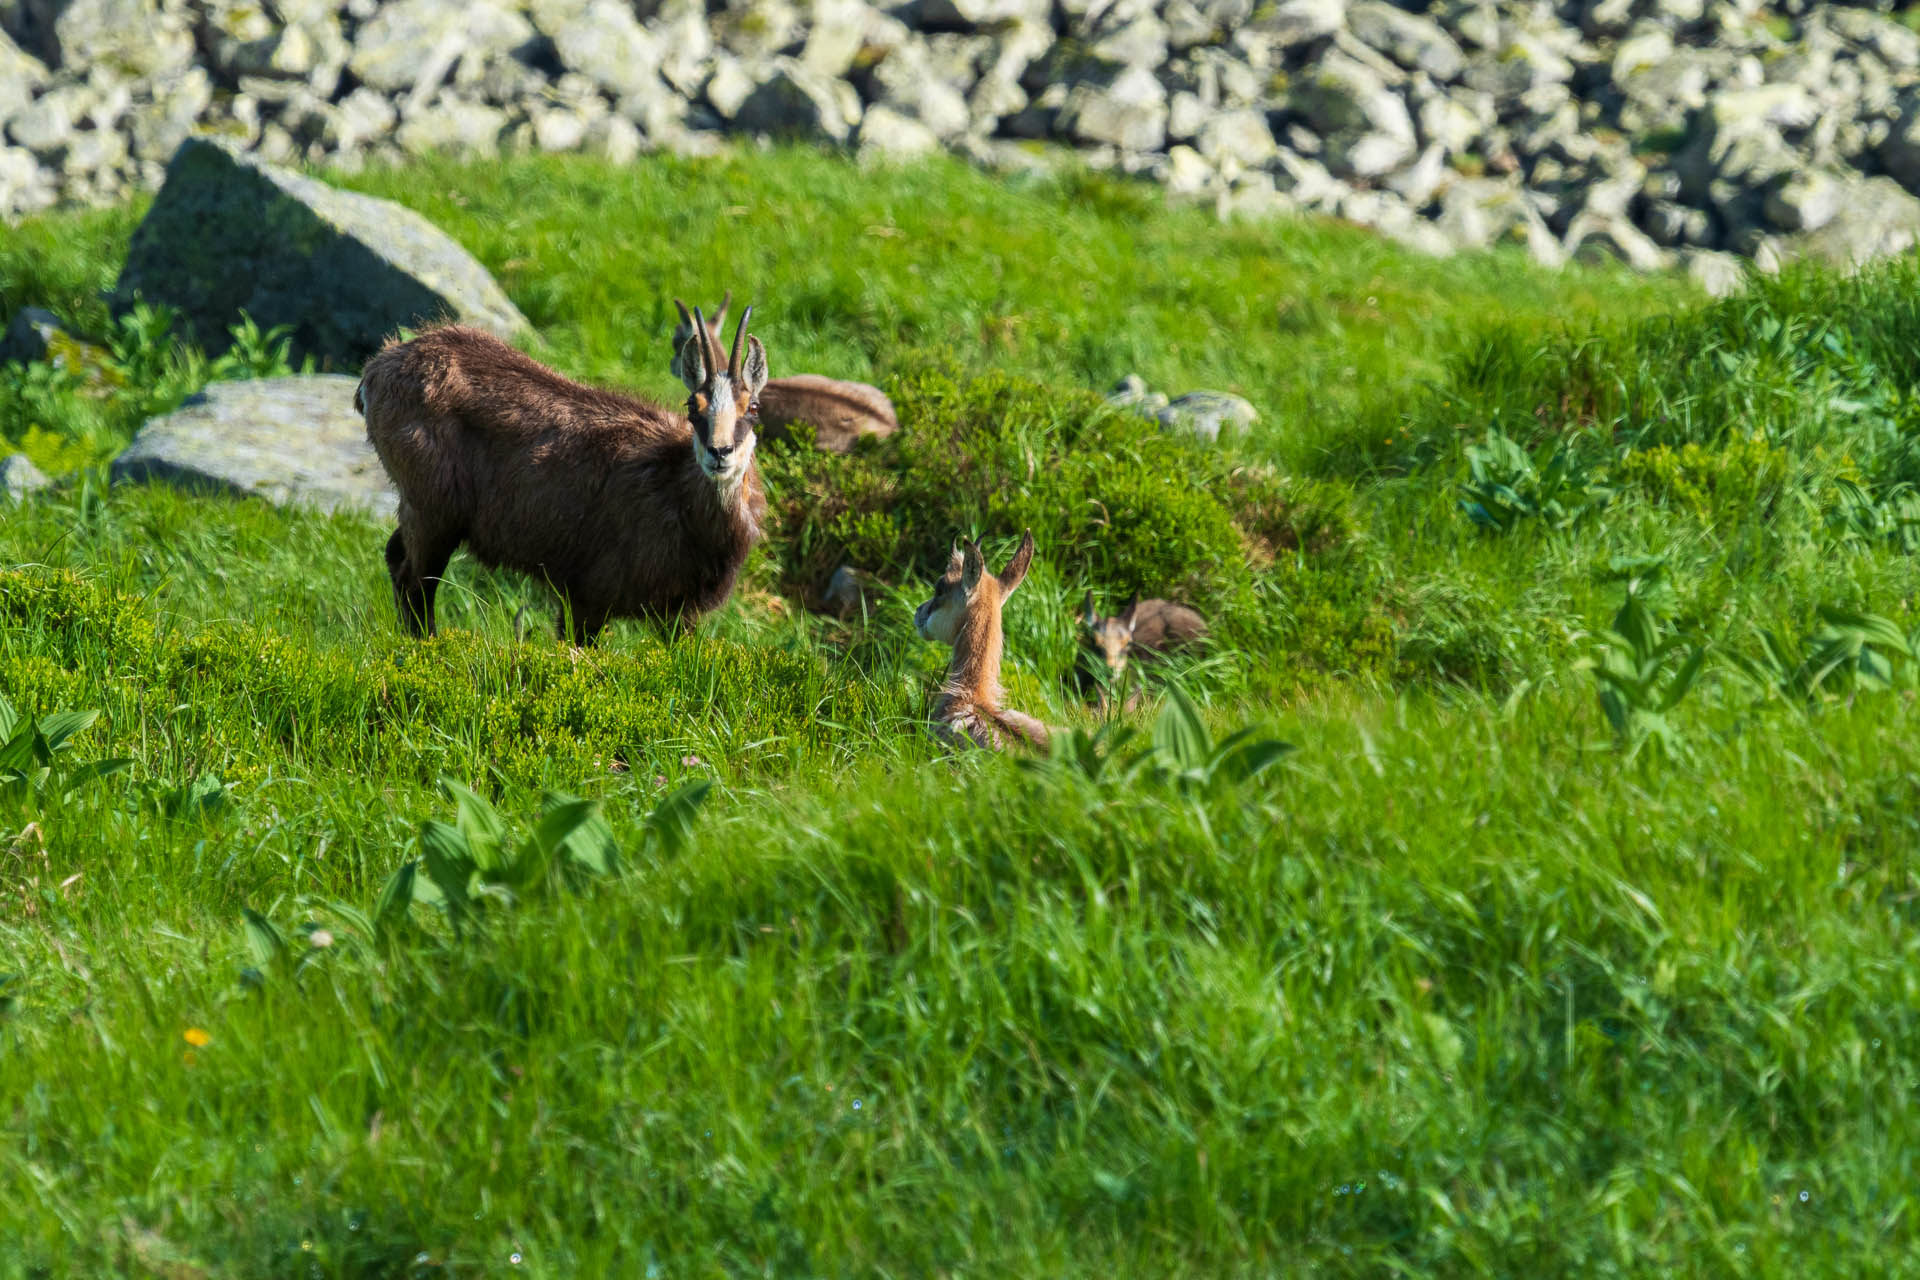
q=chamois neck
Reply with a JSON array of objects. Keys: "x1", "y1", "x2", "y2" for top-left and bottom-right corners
[{"x1": 944, "y1": 604, "x2": 1004, "y2": 708}]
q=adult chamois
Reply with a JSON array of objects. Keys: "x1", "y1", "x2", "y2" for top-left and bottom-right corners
[
  {"x1": 356, "y1": 304, "x2": 769, "y2": 644},
  {"x1": 671, "y1": 293, "x2": 896, "y2": 454},
  {"x1": 913, "y1": 531, "x2": 1053, "y2": 752}
]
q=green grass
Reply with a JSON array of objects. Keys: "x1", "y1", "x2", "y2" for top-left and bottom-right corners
[{"x1": 6, "y1": 146, "x2": 1920, "y2": 1273}]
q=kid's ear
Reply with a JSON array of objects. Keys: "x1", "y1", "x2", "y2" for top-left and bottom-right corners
[
  {"x1": 998, "y1": 529, "x2": 1034, "y2": 595},
  {"x1": 711, "y1": 290, "x2": 731, "y2": 332},
  {"x1": 961, "y1": 540, "x2": 986, "y2": 594},
  {"x1": 1081, "y1": 590, "x2": 1097, "y2": 626},
  {"x1": 1120, "y1": 594, "x2": 1140, "y2": 627}
]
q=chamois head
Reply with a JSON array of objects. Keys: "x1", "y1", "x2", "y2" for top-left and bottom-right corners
[
  {"x1": 914, "y1": 530, "x2": 1035, "y2": 646},
  {"x1": 672, "y1": 295, "x2": 767, "y2": 491},
  {"x1": 1081, "y1": 592, "x2": 1138, "y2": 675}
]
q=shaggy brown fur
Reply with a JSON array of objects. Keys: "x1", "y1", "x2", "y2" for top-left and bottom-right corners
[
  {"x1": 1073, "y1": 592, "x2": 1210, "y2": 711},
  {"x1": 356, "y1": 308, "x2": 769, "y2": 643},
  {"x1": 912, "y1": 531, "x2": 1052, "y2": 752},
  {"x1": 672, "y1": 294, "x2": 897, "y2": 454}
]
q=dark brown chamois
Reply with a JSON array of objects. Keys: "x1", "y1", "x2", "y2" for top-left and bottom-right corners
[
  {"x1": 356, "y1": 305, "x2": 770, "y2": 644},
  {"x1": 672, "y1": 293, "x2": 896, "y2": 454}
]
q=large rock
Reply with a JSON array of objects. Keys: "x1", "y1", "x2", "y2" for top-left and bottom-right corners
[
  {"x1": 111, "y1": 376, "x2": 397, "y2": 519},
  {"x1": 109, "y1": 137, "x2": 526, "y2": 368}
]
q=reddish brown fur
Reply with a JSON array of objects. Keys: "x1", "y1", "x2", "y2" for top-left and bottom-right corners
[
  {"x1": 913, "y1": 531, "x2": 1052, "y2": 752},
  {"x1": 672, "y1": 297, "x2": 897, "y2": 453},
  {"x1": 357, "y1": 322, "x2": 766, "y2": 643}
]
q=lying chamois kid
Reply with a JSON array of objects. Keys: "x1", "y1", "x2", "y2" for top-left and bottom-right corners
[
  {"x1": 913, "y1": 531, "x2": 1052, "y2": 752},
  {"x1": 672, "y1": 293, "x2": 896, "y2": 453},
  {"x1": 1075, "y1": 593, "x2": 1209, "y2": 710},
  {"x1": 357, "y1": 303, "x2": 769, "y2": 644}
]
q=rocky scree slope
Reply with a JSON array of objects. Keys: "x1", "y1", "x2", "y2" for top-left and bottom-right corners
[{"x1": 6, "y1": 0, "x2": 1920, "y2": 280}]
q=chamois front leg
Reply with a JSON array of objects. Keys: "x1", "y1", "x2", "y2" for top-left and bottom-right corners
[{"x1": 385, "y1": 522, "x2": 457, "y2": 638}]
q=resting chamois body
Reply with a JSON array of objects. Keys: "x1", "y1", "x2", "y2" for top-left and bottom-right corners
[
  {"x1": 358, "y1": 305, "x2": 770, "y2": 643},
  {"x1": 913, "y1": 531, "x2": 1051, "y2": 752},
  {"x1": 672, "y1": 294, "x2": 896, "y2": 453}
]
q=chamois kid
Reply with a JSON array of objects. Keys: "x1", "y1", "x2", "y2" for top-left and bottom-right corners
[
  {"x1": 672, "y1": 293, "x2": 896, "y2": 454},
  {"x1": 1075, "y1": 593, "x2": 1209, "y2": 710},
  {"x1": 357, "y1": 304, "x2": 769, "y2": 644},
  {"x1": 913, "y1": 531, "x2": 1052, "y2": 752}
]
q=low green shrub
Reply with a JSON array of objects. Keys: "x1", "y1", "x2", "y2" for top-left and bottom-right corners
[
  {"x1": 0, "y1": 568, "x2": 883, "y2": 784},
  {"x1": 760, "y1": 363, "x2": 1359, "y2": 645}
]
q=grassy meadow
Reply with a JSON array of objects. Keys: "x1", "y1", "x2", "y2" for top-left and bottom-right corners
[{"x1": 4, "y1": 148, "x2": 1920, "y2": 1275}]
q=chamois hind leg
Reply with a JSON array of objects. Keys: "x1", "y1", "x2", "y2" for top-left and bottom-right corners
[{"x1": 387, "y1": 510, "x2": 459, "y2": 638}]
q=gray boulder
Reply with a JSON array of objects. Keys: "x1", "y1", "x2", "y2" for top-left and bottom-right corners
[
  {"x1": 1158, "y1": 391, "x2": 1256, "y2": 442},
  {"x1": 349, "y1": 0, "x2": 533, "y2": 97},
  {"x1": 0, "y1": 453, "x2": 51, "y2": 502},
  {"x1": 1793, "y1": 175, "x2": 1920, "y2": 269},
  {"x1": 111, "y1": 375, "x2": 398, "y2": 519},
  {"x1": 1296, "y1": 52, "x2": 1416, "y2": 177},
  {"x1": 0, "y1": 305, "x2": 63, "y2": 364},
  {"x1": 1763, "y1": 171, "x2": 1841, "y2": 233},
  {"x1": 1060, "y1": 66, "x2": 1168, "y2": 154},
  {"x1": 0, "y1": 28, "x2": 46, "y2": 122},
  {"x1": 553, "y1": 0, "x2": 664, "y2": 100},
  {"x1": 1347, "y1": 1, "x2": 1464, "y2": 80},
  {"x1": 109, "y1": 137, "x2": 526, "y2": 368},
  {"x1": 1243, "y1": 0, "x2": 1344, "y2": 49},
  {"x1": 735, "y1": 60, "x2": 860, "y2": 142}
]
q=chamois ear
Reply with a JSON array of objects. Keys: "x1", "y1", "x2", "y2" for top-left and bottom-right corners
[
  {"x1": 711, "y1": 290, "x2": 731, "y2": 333},
  {"x1": 676, "y1": 332, "x2": 706, "y2": 392},
  {"x1": 960, "y1": 539, "x2": 986, "y2": 595},
  {"x1": 1119, "y1": 594, "x2": 1140, "y2": 627},
  {"x1": 742, "y1": 335, "x2": 769, "y2": 398},
  {"x1": 997, "y1": 529, "x2": 1034, "y2": 596},
  {"x1": 1081, "y1": 590, "x2": 1097, "y2": 627}
]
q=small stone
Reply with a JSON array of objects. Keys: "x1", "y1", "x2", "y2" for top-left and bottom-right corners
[
  {"x1": 6, "y1": 92, "x2": 73, "y2": 153},
  {"x1": 0, "y1": 454, "x2": 51, "y2": 502},
  {"x1": 1061, "y1": 65, "x2": 1168, "y2": 154},
  {"x1": 1158, "y1": 391, "x2": 1257, "y2": 442},
  {"x1": 857, "y1": 105, "x2": 940, "y2": 157},
  {"x1": 553, "y1": 0, "x2": 663, "y2": 100},
  {"x1": 1682, "y1": 249, "x2": 1748, "y2": 297},
  {"x1": 1764, "y1": 171, "x2": 1840, "y2": 233},
  {"x1": 735, "y1": 59, "x2": 859, "y2": 142},
  {"x1": 819, "y1": 565, "x2": 879, "y2": 619},
  {"x1": 0, "y1": 307, "x2": 66, "y2": 366},
  {"x1": 1196, "y1": 108, "x2": 1277, "y2": 168},
  {"x1": 1347, "y1": 1, "x2": 1464, "y2": 81},
  {"x1": 1245, "y1": 0, "x2": 1344, "y2": 48}
]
